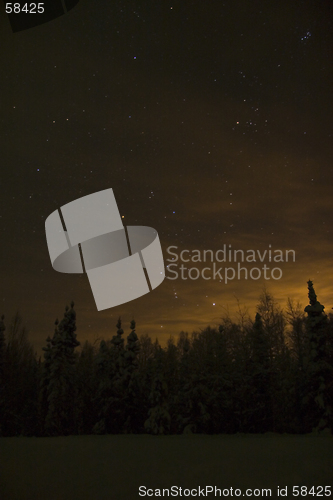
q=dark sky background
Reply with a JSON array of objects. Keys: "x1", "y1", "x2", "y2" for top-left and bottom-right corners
[{"x1": 0, "y1": 0, "x2": 332, "y2": 352}]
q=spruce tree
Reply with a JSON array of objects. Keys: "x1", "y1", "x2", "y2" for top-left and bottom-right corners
[
  {"x1": 44, "y1": 302, "x2": 80, "y2": 436},
  {"x1": 246, "y1": 313, "x2": 273, "y2": 432},
  {"x1": 2, "y1": 312, "x2": 38, "y2": 436},
  {"x1": 92, "y1": 339, "x2": 113, "y2": 434},
  {"x1": 174, "y1": 332, "x2": 197, "y2": 433},
  {"x1": 39, "y1": 331, "x2": 54, "y2": 434},
  {"x1": 123, "y1": 320, "x2": 144, "y2": 432},
  {"x1": 144, "y1": 347, "x2": 171, "y2": 435},
  {"x1": 304, "y1": 281, "x2": 332, "y2": 431},
  {"x1": 286, "y1": 298, "x2": 309, "y2": 432},
  {"x1": 111, "y1": 317, "x2": 125, "y2": 380},
  {"x1": 124, "y1": 320, "x2": 140, "y2": 374},
  {"x1": 101, "y1": 318, "x2": 126, "y2": 433},
  {"x1": 163, "y1": 337, "x2": 180, "y2": 433},
  {"x1": 76, "y1": 340, "x2": 96, "y2": 434}
]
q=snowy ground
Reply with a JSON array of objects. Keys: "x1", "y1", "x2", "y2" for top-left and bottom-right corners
[{"x1": 0, "y1": 434, "x2": 332, "y2": 499}]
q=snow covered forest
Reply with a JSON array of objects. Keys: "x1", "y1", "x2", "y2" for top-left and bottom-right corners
[{"x1": 0, "y1": 281, "x2": 332, "y2": 437}]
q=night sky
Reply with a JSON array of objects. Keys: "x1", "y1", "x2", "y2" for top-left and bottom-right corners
[{"x1": 0, "y1": 0, "x2": 332, "y2": 352}]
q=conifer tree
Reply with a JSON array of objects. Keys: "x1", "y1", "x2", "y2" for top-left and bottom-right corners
[
  {"x1": 246, "y1": 313, "x2": 273, "y2": 432},
  {"x1": 174, "y1": 332, "x2": 198, "y2": 433},
  {"x1": 39, "y1": 331, "x2": 55, "y2": 434},
  {"x1": 111, "y1": 317, "x2": 125, "y2": 378},
  {"x1": 144, "y1": 348, "x2": 171, "y2": 435},
  {"x1": 124, "y1": 320, "x2": 140, "y2": 374},
  {"x1": 285, "y1": 298, "x2": 309, "y2": 432},
  {"x1": 122, "y1": 320, "x2": 144, "y2": 432},
  {"x1": 92, "y1": 339, "x2": 113, "y2": 434},
  {"x1": 286, "y1": 298, "x2": 306, "y2": 368},
  {"x1": 76, "y1": 340, "x2": 96, "y2": 434},
  {"x1": 163, "y1": 336, "x2": 180, "y2": 433},
  {"x1": 137, "y1": 334, "x2": 155, "y2": 371},
  {"x1": 44, "y1": 302, "x2": 80, "y2": 436},
  {"x1": 100, "y1": 318, "x2": 126, "y2": 433},
  {"x1": 304, "y1": 281, "x2": 332, "y2": 431},
  {"x1": 2, "y1": 312, "x2": 39, "y2": 436}
]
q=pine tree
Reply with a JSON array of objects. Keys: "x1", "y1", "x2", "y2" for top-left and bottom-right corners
[
  {"x1": 285, "y1": 298, "x2": 309, "y2": 432},
  {"x1": 163, "y1": 336, "x2": 180, "y2": 433},
  {"x1": 144, "y1": 348, "x2": 171, "y2": 435},
  {"x1": 174, "y1": 332, "x2": 200, "y2": 433},
  {"x1": 1, "y1": 312, "x2": 39, "y2": 436},
  {"x1": 92, "y1": 339, "x2": 113, "y2": 434},
  {"x1": 286, "y1": 298, "x2": 306, "y2": 369},
  {"x1": 137, "y1": 334, "x2": 155, "y2": 371},
  {"x1": 106, "y1": 318, "x2": 126, "y2": 432},
  {"x1": 39, "y1": 331, "x2": 54, "y2": 434},
  {"x1": 303, "y1": 281, "x2": 332, "y2": 431},
  {"x1": 124, "y1": 320, "x2": 140, "y2": 375},
  {"x1": 111, "y1": 317, "x2": 125, "y2": 381},
  {"x1": 93, "y1": 318, "x2": 127, "y2": 434},
  {"x1": 44, "y1": 302, "x2": 80, "y2": 436},
  {"x1": 112, "y1": 317, "x2": 125, "y2": 350},
  {"x1": 122, "y1": 320, "x2": 144, "y2": 432},
  {"x1": 245, "y1": 313, "x2": 273, "y2": 432},
  {"x1": 76, "y1": 340, "x2": 96, "y2": 434}
]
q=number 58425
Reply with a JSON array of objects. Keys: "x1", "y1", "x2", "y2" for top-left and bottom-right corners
[{"x1": 5, "y1": 3, "x2": 45, "y2": 13}]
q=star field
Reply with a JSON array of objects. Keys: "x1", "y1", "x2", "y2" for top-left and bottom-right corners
[{"x1": 0, "y1": 1, "x2": 332, "y2": 350}]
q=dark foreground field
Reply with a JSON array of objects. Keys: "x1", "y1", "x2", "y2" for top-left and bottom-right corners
[{"x1": 0, "y1": 434, "x2": 332, "y2": 500}]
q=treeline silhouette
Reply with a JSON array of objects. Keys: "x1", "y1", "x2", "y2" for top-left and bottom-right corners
[{"x1": 0, "y1": 281, "x2": 332, "y2": 437}]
